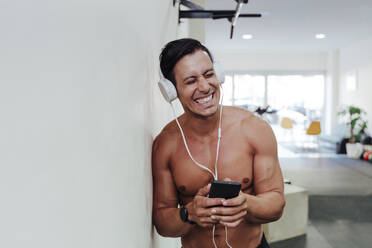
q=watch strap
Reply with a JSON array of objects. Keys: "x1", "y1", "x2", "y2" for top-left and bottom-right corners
[{"x1": 180, "y1": 206, "x2": 196, "y2": 225}]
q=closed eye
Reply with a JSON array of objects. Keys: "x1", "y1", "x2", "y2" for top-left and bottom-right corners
[
  {"x1": 205, "y1": 73, "x2": 214, "y2": 78},
  {"x1": 185, "y1": 79, "x2": 196, "y2": 85}
]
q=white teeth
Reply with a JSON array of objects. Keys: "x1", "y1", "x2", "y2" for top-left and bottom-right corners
[{"x1": 196, "y1": 94, "x2": 212, "y2": 104}]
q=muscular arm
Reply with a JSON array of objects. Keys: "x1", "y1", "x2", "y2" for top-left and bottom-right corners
[
  {"x1": 152, "y1": 134, "x2": 192, "y2": 237},
  {"x1": 244, "y1": 117, "x2": 285, "y2": 224}
]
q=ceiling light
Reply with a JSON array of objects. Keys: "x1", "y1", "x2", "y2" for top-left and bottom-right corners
[
  {"x1": 242, "y1": 34, "x2": 253, "y2": 40},
  {"x1": 315, "y1": 33, "x2": 326, "y2": 39}
]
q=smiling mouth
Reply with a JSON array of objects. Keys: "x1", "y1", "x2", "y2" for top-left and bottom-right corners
[{"x1": 195, "y1": 94, "x2": 213, "y2": 104}]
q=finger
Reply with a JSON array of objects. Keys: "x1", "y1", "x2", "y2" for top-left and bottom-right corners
[
  {"x1": 201, "y1": 197, "x2": 224, "y2": 208},
  {"x1": 213, "y1": 210, "x2": 247, "y2": 223},
  {"x1": 199, "y1": 216, "x2": 219, "y2": 224},
  {"x1": 197, "y1": 216, "x2": 219, "y2": 228},
  {"x1": 211, "y1": 205, "x2": 246, "y2": 216},
  {"x1": 193, "y1": 205, "x2": 213, "y2": 218},
  {"x1": 220, "y1": 218, "x2": 243, "y2": 228},
  {"x1": 222, "y1": 195, "x2": 246, "y2": 207},
  {"x1": 223, "y1": 178, "x2": 232, "y2": 181},
  {"x1": 193, "y1": 199, "x2": 224, "y2": 217},
  {"x1": 196, "y1": 183, "x2": 211, "y2": 197}
]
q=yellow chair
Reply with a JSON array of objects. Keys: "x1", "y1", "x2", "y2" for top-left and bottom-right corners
[
  {"x1": 280, "y1": 117, "x2": 294, "y2": 141},
  {"x1": 306, "y1": 121, "x2": 321, "y2": 135},
  {"x1": 280, "y1": 117, "x2": 293, "y2": 129},
  {"x1": 305, "y1": 121, "x2": 321, "y2": 149}
]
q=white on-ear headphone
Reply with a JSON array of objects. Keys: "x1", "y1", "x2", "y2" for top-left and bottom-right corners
[{"x1": 158, "y1": 62, "x2": 225, "y2": 103}]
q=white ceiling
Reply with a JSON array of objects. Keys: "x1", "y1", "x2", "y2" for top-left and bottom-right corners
[{"x1": 205, "y1": 0, "x2": 372, "y2": 52}]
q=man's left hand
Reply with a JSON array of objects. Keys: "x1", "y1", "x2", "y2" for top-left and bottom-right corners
[{"x1": 210, "y1": 192, "x2": 249, "y2": 227}]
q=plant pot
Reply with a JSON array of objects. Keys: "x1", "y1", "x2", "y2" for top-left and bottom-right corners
[{"x1": 346, "y1": 143, "x2": 364, "y2": 158}]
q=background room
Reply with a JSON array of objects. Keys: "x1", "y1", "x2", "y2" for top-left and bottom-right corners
[
  {"x1": 1, "y1": 0, "x2": 372, "y2": 248},
  {"x1": 201, "y1": 1, "x2": 372, "y2": 248}
]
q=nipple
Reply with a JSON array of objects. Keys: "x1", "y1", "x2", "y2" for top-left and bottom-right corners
[
  {"x1": 179, "y1": 185, "x2": 186, "y2": 192},
  {"x1": 243, "y1": 178, "x2": 250, "y2": 184}
]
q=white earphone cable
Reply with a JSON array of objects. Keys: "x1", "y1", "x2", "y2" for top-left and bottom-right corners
[
  {"x1": 170, "y1": 84, "x2": 224, "y2": 181},
  {"x1": 211, "y1": 86, "x2": 232, "y2": 248},
  {"x1": 170, "y1": 84, "x2": 232, "y2": 248},
  {"x1": 214, "y1": 84, "x2": 224, "y2": 182},
  {"x1": 225, "y1": 225, "x2": 232, "y2": 248},
  {"x1": 170, "y1": 104, "x2": 217, "y2": 180}
]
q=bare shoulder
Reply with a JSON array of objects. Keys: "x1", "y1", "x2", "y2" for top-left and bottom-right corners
[
  {"x1": 224, "y1": 106, "x2": 277, "y2": 153},
  {"x1": 223, "y1": 105, "x2": 261, "y2": 130},
  {"x1": 152, "y1": 119, "x2": 179, "y2": 167}
]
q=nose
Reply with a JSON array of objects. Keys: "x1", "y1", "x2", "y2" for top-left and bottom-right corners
[{"x1": 197, "y1": 76, "x2": 210, "y2": 93}]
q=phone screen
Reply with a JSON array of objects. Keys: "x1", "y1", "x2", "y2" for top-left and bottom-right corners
[{"x1": 209, "y1": 180, "x2": 241, "y2": 199}]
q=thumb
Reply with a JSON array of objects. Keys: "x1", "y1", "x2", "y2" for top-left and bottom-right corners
[
  {"x1": 196, "y1": 183, "x2": 211, "y2": 196},
  {"x1": 223, "y1": 178, "x2": 232, "y2": 182}
]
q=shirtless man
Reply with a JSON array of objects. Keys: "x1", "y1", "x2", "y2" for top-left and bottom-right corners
[{"x1": 152, "y1": 38, "x2": 285, "y2": 248}]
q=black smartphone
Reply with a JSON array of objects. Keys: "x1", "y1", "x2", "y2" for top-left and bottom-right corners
[{"x1": 208, "y1": 180, "x2": 241, "y2": 199}]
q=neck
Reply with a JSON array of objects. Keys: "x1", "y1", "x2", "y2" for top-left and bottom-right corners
[{"x1": 184, "y1": 105, "x2": 222, "y2": 137}]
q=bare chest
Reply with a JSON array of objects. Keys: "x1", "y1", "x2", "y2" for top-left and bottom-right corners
[{"x1": 170, "y1": 131, "x2": 255, "y2": 203}]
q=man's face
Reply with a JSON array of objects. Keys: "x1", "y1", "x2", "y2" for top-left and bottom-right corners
[{"x1": 173, "y1": 50, "x2": 220, "y2": 118}]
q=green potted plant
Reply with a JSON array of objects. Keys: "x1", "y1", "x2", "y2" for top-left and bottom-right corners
[{"x1": 338, "y1": 105, "x2": 368, "y2": 158}]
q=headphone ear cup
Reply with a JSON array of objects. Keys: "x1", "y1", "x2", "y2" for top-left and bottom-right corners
[
  {"x1": 213, "y1": 62, "x2": 225, "y2": 84},
  {"x1": 158, "y1": 78, "x2": 178, "y2": 103}
]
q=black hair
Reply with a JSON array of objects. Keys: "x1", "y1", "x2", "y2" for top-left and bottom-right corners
[{"x1": 159, "y1": 38, "x2": 214, "y2": 87}]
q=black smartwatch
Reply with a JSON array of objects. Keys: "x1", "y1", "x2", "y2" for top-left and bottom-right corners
[{"x1": 180, "y1": 206, "x2": 196, "y2": 225}]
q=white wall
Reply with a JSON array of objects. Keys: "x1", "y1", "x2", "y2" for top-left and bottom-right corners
[
  {"x1": 324, "y1": 50, "x2": 340, "y2": 135},
  {"x1": 339, "y1": 35, "x2": 372, "y2": 134},
  {"x1": 0, "y1": 1, "x2": 180, "y2": 247}
]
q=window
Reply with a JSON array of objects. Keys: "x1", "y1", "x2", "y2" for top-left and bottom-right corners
[{"x1": 222, "y1": 72, "x2": 325, "y2": 124}]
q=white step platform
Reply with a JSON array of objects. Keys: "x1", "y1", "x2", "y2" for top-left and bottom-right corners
[{"x1": 263, "y1": 184, "x2": 309, "y2": 243}]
